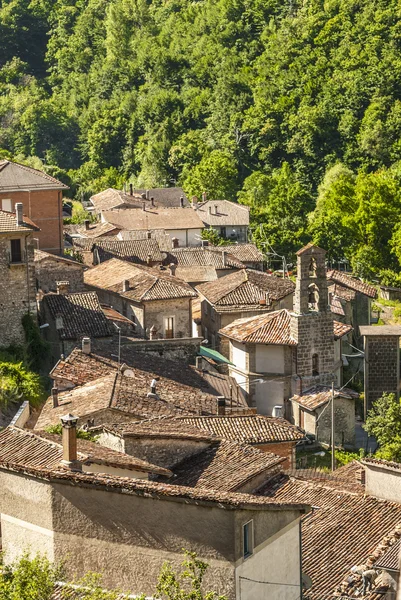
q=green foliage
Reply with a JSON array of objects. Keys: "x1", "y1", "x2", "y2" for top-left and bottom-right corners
[
  {"x1": 64, "y1": 201, "x2": 95, "y2": 225},
  {"x1": 21, "y1": 313, "x2": 50, "y2": 373},
  {"x1": 0, "y1": 361, "x2": 45, "y2": 409},
  {"x1": 63, "y1": 573, "x2": 123, "y2": 599},
  {"x1": 364, "y1": 392, "x2": 401, "y2": 460},
  {"x1": 200, "y1": 228, "x2": 229, "y2": 246},
  {"x1": 156, "y1": 551, "x2": 227, "y2": 600},
  {"x1": 0, "y1": 552, "x2": 61, "y2": 600},
  {"x1": 45, "y1": 423, "x2": 98, "y2": 442}
]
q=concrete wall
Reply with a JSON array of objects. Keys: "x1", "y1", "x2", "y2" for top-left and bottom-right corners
[
  {"x1": 35, "y1": 257, "x2": 85, "y2": 293},
  {"x1": 364, "y1": 463, "x2": 401, "y2": 503},
  {"x1": 0, "y1": 190, "x2": 63, "y2": 254},
  {"x1": 255, "y1": 345, "x2": 285, "y2": 374},
  {"x1": 0, "y1": 232, "x2": 37, "y2": 347}
]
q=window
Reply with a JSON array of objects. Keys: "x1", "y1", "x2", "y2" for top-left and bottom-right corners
[
  {"x1": 2, "y1": 199, "x2": 12, "y2": 212},
  {"x1": 308, "y1": 284, "x2": 319, "y2": 310},
  {"x1": 164, "y1": 316, "x2": 174, "y2": 339},
  {"x1": 10, "y1": 239, "x2": 22, "y2": 263},
  {"x1": 243, "y1": 521, "x2": 254, "y2": 558},
  {"x1": 312, "y1": 353, "x2": 319, "y2": 376},
  {"x1": 309, "y1": 257, "x2": 317, "y2": 278}
]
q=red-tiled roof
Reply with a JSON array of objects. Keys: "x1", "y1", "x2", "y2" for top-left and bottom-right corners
[
  {"x1": 329, "y1": 295, "x2": 345, "y2": 316},
  {"x1": 327, "y1": 269, "x2": 377, "y2": 298},
  {"x1": 93, "y1": 239, "x2": 163, "y2": 265},
  {"x1": 101, "y1": 419, "x2": 217, "y2": 442},
  {"x1": 103, "y1": 207, "x2": 204, "y2": 231},
  {"x1": 218, "y1": 244, "x2": 263, "y2": 263},
  {"x1": 333, "y1": 320, "x2": 352, "y2": 339},
  {"x1": 362, "y1": 457, "x2": 401, "y2": 472},
  {"x1": 328, "y1": 282, "x2": 356, "y2": 301},
  {"x1": 0, "y1": 209, "x2": 39, "y2": 232},
  {"x1": 165, "y1": 247, "x2": 244, "y2": 269},
  {"x1": 375, "y1": 537, "x2": 401, "y2": 571},
  {"x1": 291, "y1": 385, "x2": 359, "y2": 411},
  {"x1": 219, "y1": 309, "x2": 297, "y2": 345}
]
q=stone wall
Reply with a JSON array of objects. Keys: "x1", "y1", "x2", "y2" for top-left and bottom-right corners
[
  {"x1": 35, "y1": 257, "x2": 85, "y2": 293},
  {"x1": 257, "y1": 441, "x2": 296, "y2": 469},
  {"x1": 364, "y1": 335, "x2": 400, "y2": 412},
  {"x1": 316, "y1": 396, "x2": 355, "y2": 447},
  {"x1": 0, "y1": 233, "x2": 37, "y2": 347},
  {"x1": 144, "y1": 297, "x2": 192, "y2": 338},
  {"x1": 290, "y1": 312, "x2": 335, "y2": 382}
]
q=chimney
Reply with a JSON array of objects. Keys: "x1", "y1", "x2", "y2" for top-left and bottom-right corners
[
  {"x1": 15, "y1": 202, "x2": 24, "y2": 227},
  {"x1": 33, "y1": 238, "x2": 40, "y2": 249},
  {"x1": 52, "y1": 386, "x2": 59, "y2": 408},
  {"x1": 149, "y1": 325, "x2": 157, "y2": 340},
  {"x1": 195, "y1": 356, "x2": 203, "y2": 371},
  {"x1": 56, "y1": 281, "x2": 70, "y2": 295},
  {"x1": 202, "y1": 192, "x2": 207, "y2": 202},
  {"x1": 81, "y1": 336, "x2": 91, "y2": 354},
  {"x1": 172, "y1": 237, "x2": 179, "y2": 249},
  {"x1": 123, "y1": 279, "x2": 130, "y2": 292},
  {"x1": 84, "y1": 219, "x2": 90, "y2": 231},
  {"x1": 146, "y1": 190, "x2": 150, "y2": 200},
  {"x1": 222, "y1": 251, "x2": 227, "y2": 268},
  {"x1": 217, "y1": 397, "x2": 226, "y2": 416},
  {"x1": 169, "y1": 263, "x2": 177, "y2": 276},
  {"x1": 141, "y1": 193, "x2": 146, "y2": 200},
  {"x1": 150, "y1": 196, "x2": 155, "y2": 207},
  {"x1": 147, "y1": 254, "x2": 152, "y2": 266},
  {"x1": 180, "y1": 196, "x2": 184, "y2": 208},
  {"x1": 129, "y1": 183, "x2": 133, "y2": 196},
  {"x1": 214, "y1": 204, "x2": 218, "y2": 215},
  {"x1": 208, "y1": 206, "x2": 212, "y2": 215},
  {"x1": 142, "y1": 202, "x2": 146, "y2": 211},
  {"x1": 146, "y1": 230, "x2": 151, "y2": 239},
  {"x1": 60, "y1": 414, "x2": 81, "y2": 471},
  {"x1": 259, "y1": 298, "x2": 267, "y2": 306},
  {"x1": 192, "y1": 196, "x2": 198, "y2": 207}
]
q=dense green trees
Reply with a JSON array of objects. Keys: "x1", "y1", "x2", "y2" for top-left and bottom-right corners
[
  {"x1": 4, "y1": 0, "x2": 401, "y2": 272},
  {"x1": 364, "y1": 393, "x2": 401, "y2": 462}
]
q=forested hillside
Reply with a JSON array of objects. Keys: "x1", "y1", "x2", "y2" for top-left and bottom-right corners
[{"x1": 2, "y1": 0, "x2": 401, "y2": 275}]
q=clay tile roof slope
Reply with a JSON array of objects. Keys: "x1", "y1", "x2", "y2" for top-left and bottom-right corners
[
  {"x1": 0, "y1": 160, "x2": 68, "y2": 191},
  {"x1": 167, "y1": 440, "x2": 284, "y2": 491},
  {"x1": 330, "y1": 295, "x2": 345, "y2": 316},
  {"x1": 0, "y1": 209, "x2": 39, "y2": 232},
  {"x1": 43, "y1": 291, "x2": 111, "y2": 339},
  {"x1": 296, "y1": 242, "x2": 325, "y2": 256},
  {"x1": 103, "y1": 207, "x2": 204, "y2": 231},
  {"x1": 194, "y1": 200, "x2": 250, "y2": 227},
  {"x1": 375, "y1": 537, "x2": 401, "y2": 571},
  {"x1": 74, "y1": 222, "x2": 120, "y2": 238},
  {"x1": 84, "y1": 258, "x2": 196, "y2": 301},
  {"x1": 362, "y1": 457, "x2": 401, "y2": 472},
  {"x1": 90, "y1": 188, "x2": 143, "y2": 212},
  {"x1": 328, "y1": 282, "x2": 356, "y2": 301},
  {"x1": 327, "y1": 269, "x2": 377, "y2": 298},
  {"x1": 50, "y1": 347, "x2": 115, "y2": 386},
  {"x1": 92, "y1": 239, "x2": 163, "y2": 264},
  {"x1": 197, "y1": 269, "x2": 294, "y2": 309},
  {"x1": 177, "y1": 415, "x2": 305, "y2": 443},
  {"x1": 333, "y1": 320, "x2": 352, "y2": 338},
  {"x1": 259, "y1": 473, "x2": 401, "y2": 600},
  {"x1": 102, "y1": 418, "x2": 217, "y2": 442},
  {"x1": 165, "y1": 247, "x2": 244, "y2": 269},
  {"x1": 219, "y1": 309, "x2": 297, "y2": 345},
  {"x1": 117, "y1": 229, "x2": 172, "y2": 251},
  {"x1": 219, "y1": 243, "x2": 263, "y2": 263},
  {"x1": 291, "y1": 385, "x2": 359, "y2": 411},
  {"x1": 135, "y1": 187, "x2": 189, "y2": 207}
]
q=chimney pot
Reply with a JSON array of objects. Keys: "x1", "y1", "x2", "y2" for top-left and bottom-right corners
[
  {"x1": 214, "y1": 204, "x2": 218, "y2": 215},
  {"x1": 141, "y1": 193, "x2": 146, "y2": 200},
  {"x1": 56, "y1": 281, "x2": 70, "y2": 295},
  {"x1": 180, "y1": 196, "x2": 184, "y2": 208},
  {"x1": 217, "y1": 397, "x2": 226, "y2": 415},
  {"x1": 150, "y1": 196, "x2": 155, "y2": 207},
  {"x1": 52, "y1": 386, "x2": 59, "y2": 408},
  {"x1": 15, "y1": 203, "x2": 24, "y2": 226},
  {"x1": 208, "y1": 206, "x2": 212, "y2": 215},
  {"x1": 82, "y1": 336, "x2": 91, "y2": 354},
  {"x1": 191, "y1": 196, "x2": 198, "y2": 207},
  {"x1": 60, "y1": 413, "x2": 81, "y2": 471},
  {"x1": 195, "y1": 356, "x2": 203, "y2": 371},
  {"x1": 147, "y1": 254, "x2": 152, "y2": 266},
  {"x1": 146, "y1": 190, "x2": 150, "y2": 200},
  {"x1": 222, "y1": 251, "x2": 227, "y2": 268},
  {"x1": 129, "y1": 183, "x2": 133, "y2": 196},
  {"x1": 169, "y1": 263, "x2": 177, "y2": 276},
  {"x1": 172, "y1": 237, "x2": 179, "y2": 249},
  {"x1": 84, "y1": 219, "x2": 90, "y2": 231},
  {"x1": 123, "y1": 279, "x2": 130, "y2": 292},
  {"x1": 142, "y1": 202, "x2": 146, "y2": 211},
  {"x1": 202, "y1": 192, "x2": 207, "y2": 202},
  {"x1": 146, "y1": 230, "x2": 151, "y2": 239}
]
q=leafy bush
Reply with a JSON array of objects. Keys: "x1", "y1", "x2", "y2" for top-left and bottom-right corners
[
  {"x1": 21, "y1": 313, "x2": 49, "y2": 373},
  {"x1": 0, "y1": 361, "x2": 45, "y2": 409},
  {"x1": 44, "y1": 424, "x2": 97, "y2": 442}
]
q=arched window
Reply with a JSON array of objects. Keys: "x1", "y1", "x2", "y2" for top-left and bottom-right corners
[
  {"x1": 312, "y1": 353, "x2": 319, "y2": 376},
  {"x1": 308, "y1": 257, "x2": 317, "y2": 278},
  {"x1": 308, "y1": 284, "x2": 319, "y2": 310}
]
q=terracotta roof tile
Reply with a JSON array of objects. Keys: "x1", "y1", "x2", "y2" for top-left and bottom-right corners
[
  {"x1": 375, "y1": 537, "x2": 401, "y2": 571},
  {"x1": 84, "y1": 258, "x2": 196, "y2": 301},
  {"x1": 197, "y1": 269, "x2": 294, "y2": 309},
  {"x1": 101, "y1": 418, "x2": 217, "y2": 442},
  {"x1": 117, "y1": 229, "x2": 172, "y2": 251},
  {"x1": 93, "y1": 239, "x2": 163, "y2": 265},
  {"x1": 165, "y1": 247, "x2": 244, "y2": 269},
  {"x1": 103, "y1": 207, "x2": 204, "y2": 231},
  {"x1": 73, "y1": 222, "x2": 120, "y2": 238},
  {"x1": 0, "y1": 209, "x2": 39, "y2": 232},
  {"x1": 296, "y1": 242, "x2": 325, "y2": 256},
  {"x1": 362, "y1": 457, "x2": 401, "y2": 472},
  {"x1": 167, "y1": 440, "x2": 284, "y2": 492},
  {"x1": 259, "y1": 473, "x2": 401, "y2": 600},
  {"x1": 43, "y1": 291, "x2": 111, "y2": 340},
  {"x1": 291, "y1": 385, "x2": 359, "y2": 411},
  {"x1": 219, "y1": 309, "x2": 297, "y2": 345},
  {"x1": 90, "y1": 188, "x2": 144, "y2": 212},
  {"x1": 328, "y1": 282, "x2": 357, "y2": 301},
  {"x1": 134, "y1": 187, "x2": 189, "y2": 208},
  {"x1": 194, "y1": 200, "x2": 249, "y2": 227},
  {"x1": 177, "y1": 415, "x2": 304, "y2": 443},
  {"x1": 327, "y1": 270, "x2": 377, "y2": 298},
  {"x1": 333, "y1": 320, "x2": 353, "y2": 339},
  {"x1": 330, "y1": 296, "x2": 345, "y2": 316},
  {"x1": 34, "y1": 249, "x2": 84, "y2": 267},
  {"x1": 218, "y1": 243, "x2": 263, "y2": 263}
]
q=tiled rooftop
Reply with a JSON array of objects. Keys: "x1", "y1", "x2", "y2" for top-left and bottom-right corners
[
  {"x1": 84, "y1": 258, "x2": 197, "y2": 301},
  {"x1": 219, "y1": 243, "x2": 263, "y2": 263},
  {"x1": 34, "y1": 249, "x2": 84, "y2": 267},
  {"x1": 134, "y1": 187, "x2": 189, "y2": 208},
  {"x1": 329, "y1": 295, "x2": 345, "y2": 316},
  {"x1": 117, "y1": 229, "x2": 172, "y2": 251},
  {"x1": 362, "y1": 457, "x2": 401, "y2": 472},
  {"x1": 220, "y1": 310, "x2": 351, "y2": 345},
  {"x1": 101, "y1": 418, "x2": 217, "y2": 442},
  {"x1": 103, "y1": 206, "x2": 204, "y2": 231},
  {"x1": 0, "y1": 209, "x2": 39, "y2": 233},
  {"x1": 0, "y1": 426, "x2": 170, "y2": 476},
  {"x1": 291, "y1": 385, "x2": 359, "y2": 411},
  {"x1": 165, "y1": 247, "x2": 244, "y2": 270},
  {"x1": 43, "y1": 291, "x2": 111, "y2": 340},
  {"x1": 90, "y1": 188, "x2": 144, "y2": 212},
  {"x1": 194, "y1": 200, "x2": 250, "y2": 227},
  {"x1": 92, "y1": 239, "x2": 163, "y2": 265},
  {"x1": 0, "y1": 160, "x2": 68, "y2": 191},
  {"x1": 259, "y1": 473, "x2": 401, "y2": 600},
  {"x1": 177, "y1": 415, "x2": 304, "y2": 443},
  {"x1": 166, "y1": 440, "x2": 284, "y2": 492},
  {"x1": 197, "y1": 269, "x2": 295, "y2": 310},
  {"x1": 73, "y1": 222, "x2": 120, "y2": 238},
  {"x1": 375, "y1": 537, "x2": 401, "y2": 571},
  {"x1": 328, "y1": 282, "x2": 356, "y2": 301},
  {"x1": 327, "y1": 269, "x2": 377, "y2": 299}
]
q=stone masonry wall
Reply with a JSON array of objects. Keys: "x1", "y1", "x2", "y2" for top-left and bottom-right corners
[
  {"x1": 365, "y1": 335, "x2": 400, "y2": 411},
  {"x1": 35, "y1": 257, "x2": 85, "y2": 293},
  {"x1": 316, "y1": 396, "x2": 355, "y2": 447},
  {"x1": 0, "y1": 233, "x2": 37, "y2": 347},
  {"x1": 290, "y1": 312, "x2": 335, "y2": 380}
]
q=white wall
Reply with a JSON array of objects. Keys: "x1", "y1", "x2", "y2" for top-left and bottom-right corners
[
  {"x1": 235, "y1": 519, "x2": 301, "y2": 600},
  {"x1": 364, "y1": 464, "x2": 401, "y2": 503},
  {"x1": 166, "y1": 229, "x2": 202, "y2": 247},
  {"x1": 231, "y1": 341, "x2": 247, "y2": 372},
  {"x1": 255, "y1": 345, "x2": 285, "y2": 374},
  {"x1": 254, "y1": 381, "x2": 285, "y2": 416}
]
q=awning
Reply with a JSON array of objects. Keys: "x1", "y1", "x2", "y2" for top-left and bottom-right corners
[{"x1": 199, "y1": 346, "x2": 234, "y2": 365}]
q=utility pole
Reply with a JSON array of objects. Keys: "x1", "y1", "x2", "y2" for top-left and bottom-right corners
[{"x1": 331, "y1": 380, "x2": 336, "y2": 472}]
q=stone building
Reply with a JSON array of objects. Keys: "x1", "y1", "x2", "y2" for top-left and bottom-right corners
[
  {"x1": 34, "y1": 249, "x2": 85, "y2": 293},
  {"x1": 197, "y1": 269, "x2": 295, "y2": 355},
  {"x1": 360, "y1": 325, "x2": 401, "y2": 416},
  {"x1": 0, "y1": 160, "x2": 68, "y2": 254},
  {"x1": 194, "y1": 199, "x2": 250, "y2": 243},
  {"x1": 84, "y1": 258, "x2": 197, "y2": 338},
  {"x1": 0, "y1": 205, "x2": 39, "y2": 347}
]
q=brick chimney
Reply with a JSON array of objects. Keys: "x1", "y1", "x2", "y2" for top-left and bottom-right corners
[
  {"x1": 56, "y1": 281, "x2": 70, "y2": 295},
  {"x1": 169, "y1": 263, "x2": 177, "y2": 276},
  {"x1": 15, "y1": 202, "x2": 24, "y2": 227},
  {"x1": 147, "y1": 254, "x2": 152, "y2": 266},
  {"x1": 217, "y1": 397, "x2": 226, "y2": 415},
  {"x1": 52, "y1": 386, "x2": 59, "y2": 408},
  {"x1": 150, "y1": 196, "x2": 155, "y2": 207},
  {"x1": 180, "y1": 196, "x2": 184, "y2": 207},
  {"x1": 84, "y1": 219, "x2": 90, "y2": 231},
  {"x1": 123, "y1": 280, "x2": 130, "y2": 292},
  {"x1": 60, "y1": 414, "x2": 81, "y2": 471}
]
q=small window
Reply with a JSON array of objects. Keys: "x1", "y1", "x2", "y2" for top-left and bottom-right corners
[
  {"x1": 2, "y1": 199, "x2": 12, "y2": 212},
  {"x1": 312, "y1": 353, "x2": 319, "y2": 376},
  {"x1": 164, "y1": 316, "x2": 174, "y2": 339},
  {"x1": 243, "y1": 520, "x2": 254, "y2": 558},
  {"x1": 309, "y1": 257, "x2": 317, "y2": 278},
  {"x1": 10, "y1": 239, "x2": 22, "y2": 263}
]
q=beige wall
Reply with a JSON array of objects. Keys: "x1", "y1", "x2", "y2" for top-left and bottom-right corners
[
  {"x1": 364, "y1": 464, "x2": 401, "y2": 503},
  {"x1": 144, "y1": 298, "x2": 192, "y2": 338}
]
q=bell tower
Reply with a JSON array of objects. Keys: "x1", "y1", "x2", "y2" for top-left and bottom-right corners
[{"x1": 291, "y1": 243, "x2": 336, "y2": 387}]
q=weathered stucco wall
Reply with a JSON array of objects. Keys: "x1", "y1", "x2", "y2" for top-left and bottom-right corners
[{"x1": 364, "y1": 464, "x2": 401, "y2": 503}]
